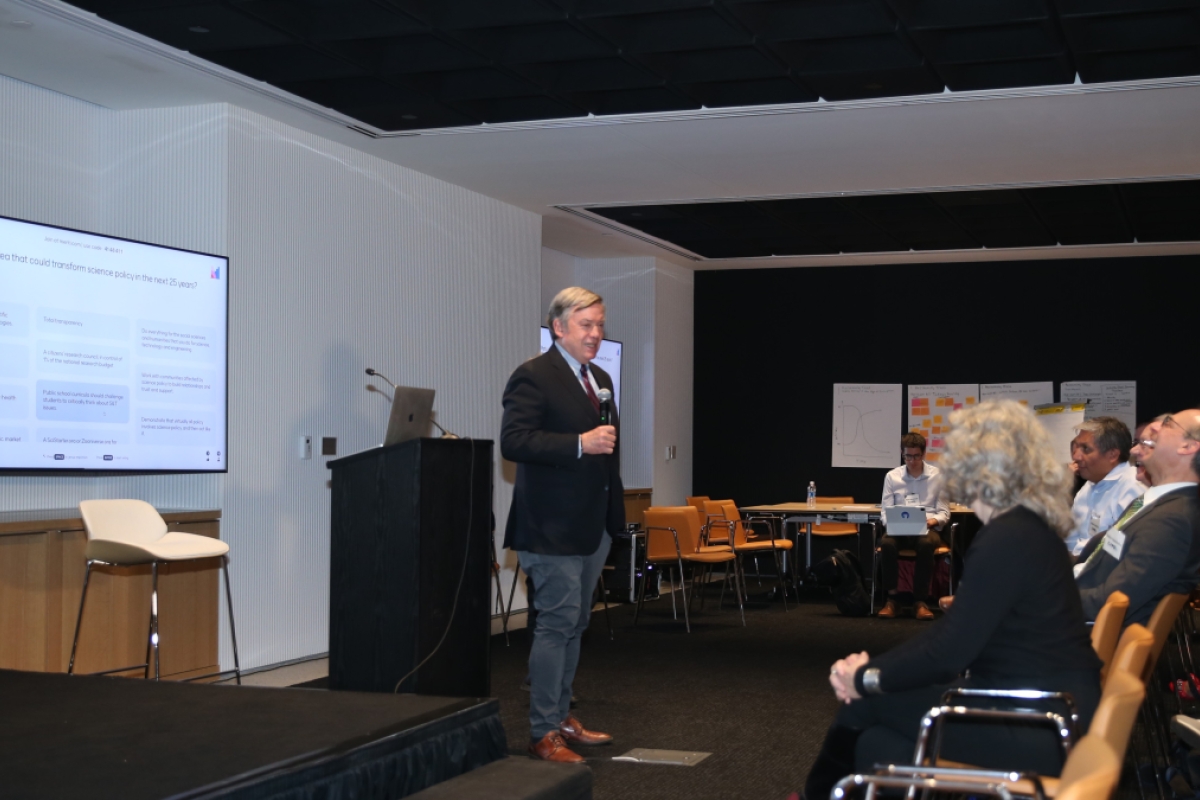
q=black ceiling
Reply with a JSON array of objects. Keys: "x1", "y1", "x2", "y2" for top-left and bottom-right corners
[
  {"x1": 582, "y1": 179, "x2": 1200, "y2": 259},
  {"x1": 68, "y1": 0, "x2": 1200, "y2": 132}
]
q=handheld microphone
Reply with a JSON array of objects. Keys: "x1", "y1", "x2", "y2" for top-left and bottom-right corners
[
  {"x1": 366, "y1": 367, "x2": 459, "y2": 439},
  {"x1": 597, "y1": 388, "x2": 613, "y2": 426}
]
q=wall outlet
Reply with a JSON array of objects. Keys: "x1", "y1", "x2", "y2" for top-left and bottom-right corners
[
  {"x1": 299, "y1": 435, "x2": 312, "y2": 460},
  {"x1": 665, "y1": 445, "x2": 677, "y2": 461}
]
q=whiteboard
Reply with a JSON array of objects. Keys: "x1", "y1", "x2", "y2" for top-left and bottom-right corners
[
  {"x1": 832, "y1": 384, "x2": 902, "y2": 469},
  {"x1": 1060, "y1": 381, "x2": 1137, "y2": 432}
]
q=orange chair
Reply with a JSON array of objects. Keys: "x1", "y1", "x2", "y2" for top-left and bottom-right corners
[
  {"x1": 1091, "y1": 591, "x2": 1130, "y2": 686},
  {"x1": 705, "y1": 500, "x2": 793, "y2": 609},
  {"x1": 638, "y1": 506, "x2": 743, "y2": 632}
]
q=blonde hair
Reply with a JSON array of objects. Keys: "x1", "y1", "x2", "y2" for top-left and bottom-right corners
[
  {"x1": 547, "y1": 287, "x2": 603, "y2": 340},
  {"x1": 941, "y1": 400, "x2": 1074, "y2": 538}
]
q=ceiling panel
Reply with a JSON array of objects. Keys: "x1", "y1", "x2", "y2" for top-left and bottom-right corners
[
  {"x1": 584, "y1": 179, "x2": 1200, "y2": 260},
  {"x1": 61, "y1": 0, "x2": 1200, "y2": 131}
]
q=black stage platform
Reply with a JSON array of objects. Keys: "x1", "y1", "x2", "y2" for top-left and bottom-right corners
[{"x1": 0, "y1": 669, "x2": 506, "y2": 799}]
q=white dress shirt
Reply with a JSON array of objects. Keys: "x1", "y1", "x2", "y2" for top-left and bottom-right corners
[
  {"x1": 554, "y1": 341, "x2": 602, "y2": 458},
  {"x1": 1066, "y1": 461, "x2": 1144, "y2": 556},
  {"x1": 880, "y1": 462, "x2": 950, "y2": 529}
]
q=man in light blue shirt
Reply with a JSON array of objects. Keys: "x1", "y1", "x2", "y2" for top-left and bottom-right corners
[{"x1": 1066, "y1": 417, "x2": 1142, "y2": 557}]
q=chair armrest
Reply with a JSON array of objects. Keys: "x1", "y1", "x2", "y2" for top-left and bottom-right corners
[
  {"x1": 833, "y1": 772, "x2": 1020, "y2": 800},
  {"x1": 940, "y1": 687, "x2": 1079, "y2": 733},
  {"x1": 914, "y1": 704, "x2": 1074, "y2": 770}
]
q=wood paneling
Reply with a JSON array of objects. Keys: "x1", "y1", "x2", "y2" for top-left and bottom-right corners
[
  {"x1": 623, "y1": 488, "x2": 653, "y2": 529},
  {"x1": 0, "y1": 510, "x2": 220, "y2": 679}
]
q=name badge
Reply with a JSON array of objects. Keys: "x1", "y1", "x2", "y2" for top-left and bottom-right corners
[
  {"x1": 1089, "y1": 511, "x2": 1102, "y2": 537},
  {"x1": 904, "y1": 493, "x2": 921, "y2": 507},
  {"x1": 1102, "y1": 528, "x2": 1126, "y2": 561}
]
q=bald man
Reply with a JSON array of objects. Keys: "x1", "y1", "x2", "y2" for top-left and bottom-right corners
[{"x1": 1076, "y1": 408, "x2": 1200, "y2": 627}]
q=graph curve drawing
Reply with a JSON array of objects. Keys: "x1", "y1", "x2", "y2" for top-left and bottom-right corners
[{"x1": 831, "y1": 384, "x2": 901, "y2": 469}]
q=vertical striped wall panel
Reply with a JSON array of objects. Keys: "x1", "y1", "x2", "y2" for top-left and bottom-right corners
[
  {"x1": 96, "y1": 105, "x2": 229, "y2": 512},
  {"x1": 653, "y1": 259, "x2": 694, "y2": 506},
  {"x1": 0, "y1": 74, "x2": 100, "y2": 512},
  {"x1": 574, "y1": 257, "x2": 656, "y2": 489},
  {"x1": 224, "y1": 107, "x2": 540, "y2": 668},
  {"x1": 0, "y1": 74, "x2": 98, "y2": 235}
]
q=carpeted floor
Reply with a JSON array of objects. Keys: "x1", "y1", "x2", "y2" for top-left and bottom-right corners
[{"x1": 490, "y1": 586, "x2": 928, "y2": 800}]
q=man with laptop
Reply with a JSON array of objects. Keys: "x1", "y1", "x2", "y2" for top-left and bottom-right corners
[{"x1": 878, "y1": 432, "x2": 950, "y2": 620}]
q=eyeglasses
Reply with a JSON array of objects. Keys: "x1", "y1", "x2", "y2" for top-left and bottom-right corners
[
  {"x1": 902, "y1": 452, "x2": 924, "y2": 460},
  {"x1": 1135, "y1": 439, "x2": 1156, "y2": 450},
  {"x1": 1163, "y1": 415, "x2": 1200, "y2": 442}
]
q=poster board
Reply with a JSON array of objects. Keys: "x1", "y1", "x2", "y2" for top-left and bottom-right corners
[
  {"x1": 907, "y1": 384, "x2": 979, "y2": 462},
  {"x1": 1035, "y1": 404, "x2": 1087, "y2": 465},
  {"x1": 832, "y1": 384, "x2": 901, "y2": 468},
  {"x1": 980, "y1": 381, "x2": 1054, "y2": 407},
  {"x1": 1060, "y1": 381, "x2": 1137, "y2": 432}
]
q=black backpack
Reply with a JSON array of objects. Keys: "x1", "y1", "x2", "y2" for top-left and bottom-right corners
[{"x1": 811, "y1": 549, "x2": 871, "y2": 617}]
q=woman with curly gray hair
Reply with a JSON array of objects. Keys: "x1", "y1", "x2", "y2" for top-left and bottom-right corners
[{"x1": 802, "y1": 400, "x2": 1101, "y2": 799}]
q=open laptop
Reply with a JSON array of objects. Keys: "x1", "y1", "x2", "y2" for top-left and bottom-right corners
[
  {"x1": 884, "y1": 506, "x2": 928, "y2": 536},
  {"x1": 384, "y1": 386, "x2": 436, "y2": 446}
]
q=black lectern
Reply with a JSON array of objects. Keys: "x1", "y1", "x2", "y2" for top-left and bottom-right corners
[{"x1": 327, "y1": 437, "x2": 492, "y2": 696}]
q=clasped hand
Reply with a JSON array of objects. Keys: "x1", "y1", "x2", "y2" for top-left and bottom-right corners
[
  {"x1": 581, "y1": 425, "x2": 617, "y2": 455},
  {"x1": 828, "y1": 651, "x2": 870, "y2": 704}
]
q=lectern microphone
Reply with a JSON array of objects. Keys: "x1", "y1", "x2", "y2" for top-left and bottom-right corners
[
  {"x1": 367, "y1": 368, "x2": 458, "y2": 439},
  {"x1": 597, "y1": 388, "x2": 612, "y2": 426},
  {"x1": 365, "y1": 367, "x2": 398, "y2": 389}
]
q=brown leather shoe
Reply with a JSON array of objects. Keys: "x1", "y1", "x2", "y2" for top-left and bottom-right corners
[
  {"x1": 558, "y1": 714, "x2": 613, "y2": 745},
  {"x1": 938, "y1": 596, "x2": 955, "y2": 612},
  {"x1": 915, "y1": 601, "x2": 935, "y2": 620},
  {"x1": 529, "y1": 731, "x2": 584, "y2": 763},
  {"x1": 877, "y1": 598, "x2": 898, "y2": 618}
]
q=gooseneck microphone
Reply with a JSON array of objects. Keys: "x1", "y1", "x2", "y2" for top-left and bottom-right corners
[
  {"x1": 365, "y1": 367, "x2": 458, "y2": 439},
  {"x1": 364, "y1": 367, "x2": 397, "y2": 389},
  {"x1": 597, "y1": 388, "x2": 612, "y2": 426}
]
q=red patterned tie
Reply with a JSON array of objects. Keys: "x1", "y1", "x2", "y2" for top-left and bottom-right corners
[{"x1": 580, "y1": 366, "x2": 600, "y2": 413}]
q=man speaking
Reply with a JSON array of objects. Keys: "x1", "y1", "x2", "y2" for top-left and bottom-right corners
[{"x1": 502, "y1": 287, "x2": 625, "y2": 763}]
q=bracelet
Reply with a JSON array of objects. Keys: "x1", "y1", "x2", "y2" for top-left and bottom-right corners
[{"x1": 861, "y1": 667, "x2": 882, "y2": 695}]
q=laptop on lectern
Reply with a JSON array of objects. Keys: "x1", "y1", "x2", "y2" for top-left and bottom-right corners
[
  {"x1": 384, "y1": 387, "x2": 436, "y2": 446},
  {"x1": 884, "y1": 506, "x2": 928, "y2": 536}
]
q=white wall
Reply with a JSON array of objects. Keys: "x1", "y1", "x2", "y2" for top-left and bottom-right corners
[
  {"x1": 0, "y1": 73, "x2": 541, "y2": 670},
  {"x1": 539, "y1": 250, "x2": 694, "y2": 507},
  {"x1": 652, "y1": 259, "x2": 694, "y2": 506}
]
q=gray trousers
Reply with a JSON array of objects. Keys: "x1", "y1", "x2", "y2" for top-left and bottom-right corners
[{"x1": 518, "y1": 534, "x2": 611, "y2": 740}]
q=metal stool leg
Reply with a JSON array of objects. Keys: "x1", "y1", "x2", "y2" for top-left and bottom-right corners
[
  {"x1": 221, "y1": 555, "x2": 242, "y2": 685},
  {"x1": 149, "y1": 562, "x2": 161, "y2": 681},
  {"x1": 67, "y1": 560, "x2": 95, "y2": 675}
]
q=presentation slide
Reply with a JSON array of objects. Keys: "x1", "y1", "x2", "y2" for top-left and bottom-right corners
[
  {"x1": 0, "y1": 216, "x2": 227, "y2": 472},
  {"x1": 539, "y1": 326, "x2": 622, "y2": 412}
]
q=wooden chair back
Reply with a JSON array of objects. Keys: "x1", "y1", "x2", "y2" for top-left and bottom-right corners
[
  {"x1": 1055, "y1": 736, "x2": 1122, "y2": 800},
  {"x1": 1108, "y1": 624, "x2": 1154, "y2": 688},
  {"x1": 1144, "y1": 592, "x2": 1189, "y2": 683},
  {"x1": 1087, "y1": 669, "x2": 1145, "y2": 763},
  {"x1": 1091, "y1": 591, "x2": 1130, "y2": 684}
]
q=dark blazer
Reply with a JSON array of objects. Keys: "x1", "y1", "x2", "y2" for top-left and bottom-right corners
[
  {"x1": 501, "y1": 345, "x2": 625, "y2": 555},
  {"x1": 1076, "y1": 487, "x2": 1200, "y2": 627}
]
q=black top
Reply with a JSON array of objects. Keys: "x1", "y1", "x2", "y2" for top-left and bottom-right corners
[{"x1": 856, "y1": 505, "x2": 1101, "y2": 694}]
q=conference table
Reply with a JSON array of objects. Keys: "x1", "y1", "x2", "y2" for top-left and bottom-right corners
[{"x1": 739, "y1": 501, "x2": 975, "y2": 588}]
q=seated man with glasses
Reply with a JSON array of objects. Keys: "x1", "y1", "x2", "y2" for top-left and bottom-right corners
[
  {"x1": 1076, "y1": 409, "x2": 1200, "y2": 627},
  {"x1": 877, "y1": 432, "x2": 950, "y2": 620}
]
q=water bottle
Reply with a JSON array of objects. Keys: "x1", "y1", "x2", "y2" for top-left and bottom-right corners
[{"x1": 807, "y1": 481, "x2": 816, "y2": 508}]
